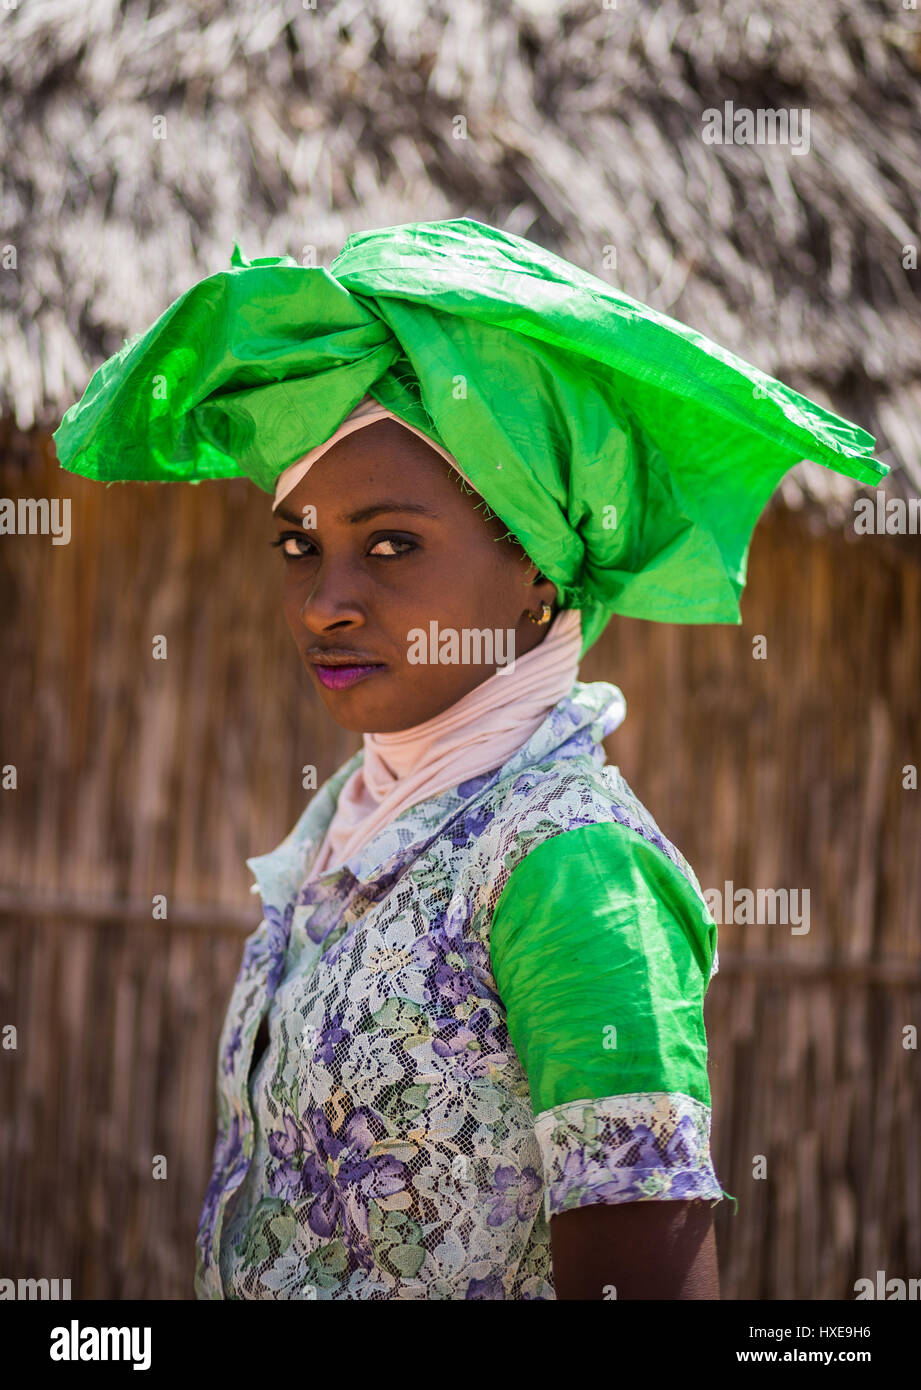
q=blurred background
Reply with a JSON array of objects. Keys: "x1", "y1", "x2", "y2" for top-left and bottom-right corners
[{"x1": 1, "y1": 0, "x2": 919, "y2": 1299}]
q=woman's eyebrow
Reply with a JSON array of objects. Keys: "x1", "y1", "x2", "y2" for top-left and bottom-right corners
[{"x1": 275, "y1": 501, "x2": 441, "y2": 525}]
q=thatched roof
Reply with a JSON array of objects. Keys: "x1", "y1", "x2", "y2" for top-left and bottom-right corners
[{"x1": 2, "y1": 0, "x2": 919, "y2": 527}]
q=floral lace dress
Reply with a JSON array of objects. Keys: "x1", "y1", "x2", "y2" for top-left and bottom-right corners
[{"x1": 194, "y1": 679, "x2": 731, "y2": 1300}]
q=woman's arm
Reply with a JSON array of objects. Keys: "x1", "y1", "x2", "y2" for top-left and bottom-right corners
[
  {"x1": 489, "y1": 822, "x2": 727, "y2": 1299},
  {"x1": 550, "y1": 1199, "x2": 720, "y2": 1300}
]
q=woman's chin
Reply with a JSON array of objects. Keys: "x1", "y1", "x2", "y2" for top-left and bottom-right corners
[
  {"x1": 307, "y1": 668, "x2": 400, "y2": 732},
  {"x1": 305, "y1": 662, "x2": 479, "y2": 733}
]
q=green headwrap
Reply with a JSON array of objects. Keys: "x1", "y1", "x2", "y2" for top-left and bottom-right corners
[{"x1": 52, "y1": 217, "x2": 886, "y2": 658}]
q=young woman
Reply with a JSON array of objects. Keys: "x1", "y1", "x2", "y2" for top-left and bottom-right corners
[{"x1": 54, "y1": 217, "x2": 885, "y2": 1299}]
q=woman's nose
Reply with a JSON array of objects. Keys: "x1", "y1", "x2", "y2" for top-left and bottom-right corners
[{"x1": 295, "y1": 557, "x2": 368, "y2": 633}]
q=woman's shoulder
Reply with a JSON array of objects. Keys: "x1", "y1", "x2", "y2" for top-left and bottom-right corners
[
  {"x1": 475, "y1": 754, "x2": 698, "y2": 890},
  {"x1": 451, "y1": 753, "x2": 714, "y2": 968},
  {"x1": 472, "y1": 761, "x2": 718, "y2": 986}
]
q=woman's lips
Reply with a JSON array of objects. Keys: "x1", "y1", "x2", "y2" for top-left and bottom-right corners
[{"x1": 313, "y1": 663, "x2": 387, "y2": 690}]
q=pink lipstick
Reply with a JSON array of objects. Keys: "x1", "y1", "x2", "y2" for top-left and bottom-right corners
[{"x1": 313, "y1": 663, "x2": 386, "y2": 690}]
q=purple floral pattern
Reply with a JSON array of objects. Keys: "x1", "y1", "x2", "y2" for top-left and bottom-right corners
[
  {"x1": 194, "y1": 679, "x2": 725, "y2": 1301},
  {"x1": 535, "y1": 1092, "x2": 725, "y2": 1218}
]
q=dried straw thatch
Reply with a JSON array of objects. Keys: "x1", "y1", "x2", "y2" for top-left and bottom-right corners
[{"x1": 1, "y1": 0, "x2": 919, "y2": 523}]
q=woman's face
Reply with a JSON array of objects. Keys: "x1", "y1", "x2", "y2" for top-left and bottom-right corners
[{"x1": 272, "y1": 419, "x2": 559, "y2": 733}]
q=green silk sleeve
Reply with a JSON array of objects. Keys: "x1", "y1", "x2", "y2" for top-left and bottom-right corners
[
  {"x1": 490, "y1": 820, "x2": 731, "y2": 1215},
  {"x1": 490, "y1": 820, "x2": 717, "y2": 1115}
]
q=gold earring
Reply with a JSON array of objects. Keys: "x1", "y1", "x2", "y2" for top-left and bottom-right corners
[{"x1": 528, "y1": 601, "x2": 552, "y2": 625}]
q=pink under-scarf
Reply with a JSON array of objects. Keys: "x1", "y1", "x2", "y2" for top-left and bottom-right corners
[
  {"x1": 309, "y1": 605, "x2": 584, "y2": 876},
  {"x1": 271, "y1": 395, "x2": 585, "y2": 879}
]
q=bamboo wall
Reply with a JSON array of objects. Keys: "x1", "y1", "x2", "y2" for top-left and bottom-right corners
[{"x1": 1, "y1": 435, "x2": 919, "y2": 1299}]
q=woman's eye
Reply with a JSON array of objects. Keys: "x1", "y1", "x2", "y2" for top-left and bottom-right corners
[
  {"x1": 270, "y1": 535, "x2": 313, "y2": 558},
  {"x1": 270, "y1": 533, "x2": 416, "y2": 559},
  {"x1": 369, "y1": 537, "x2": 415, "y2": 557}
]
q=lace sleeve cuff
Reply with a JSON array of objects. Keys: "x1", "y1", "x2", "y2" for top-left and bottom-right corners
[{"x1": 534, "y1": 1091, "x2": 727, "y2": 1220}]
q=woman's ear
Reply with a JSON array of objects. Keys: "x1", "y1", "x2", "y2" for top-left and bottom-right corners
[
  {"x1": 523, "y1": 555, "x2": 557, "y2": 606},
  {"x1": 530, "y1": 570, "x2": 559, "y2": 611}
]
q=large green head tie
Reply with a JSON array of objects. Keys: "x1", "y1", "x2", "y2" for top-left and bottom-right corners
[{"x1": 53, "y1": 217, "x2": 886, "y2": 658}]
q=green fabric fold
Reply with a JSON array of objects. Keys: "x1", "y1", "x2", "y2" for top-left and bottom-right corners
[{"x1": 53, "y1": 217, "x2": 887, "y2": 659}]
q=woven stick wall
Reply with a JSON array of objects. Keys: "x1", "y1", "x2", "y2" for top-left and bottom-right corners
[{"x1": 1, "y1": 440, "x2": 919, "y2": 1298}]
